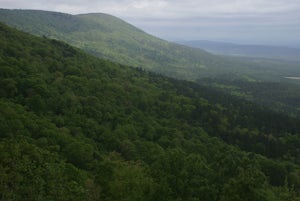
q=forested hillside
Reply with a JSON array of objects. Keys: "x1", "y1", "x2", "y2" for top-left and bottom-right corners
[
  {"x1": 1, "y1": 22, "x2": 300, "y2": 200},
  {"x1": 0, "y1": 8, "x2": 293, "y2": 82},
  {"x1": 2, "y1": 8, "x2": 300, "y2": 120},
  {"x1": 197, "y1": 77, "x2": 300, "y2": 117}
]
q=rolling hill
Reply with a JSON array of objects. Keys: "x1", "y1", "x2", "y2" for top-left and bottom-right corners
[
  {"x1": 1, "y1": 8, "x2": 294, "y2": 82},
  {"x1": 0, "y1": 9, "x2": 214, "y2": 80},
  {"x1": 1, "y1": 21, "x2": 300, "y2": 200}
]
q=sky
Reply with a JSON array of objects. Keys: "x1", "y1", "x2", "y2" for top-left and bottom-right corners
[{"x1": 1, "y1": 0, "x2": 300, "y2": 46}]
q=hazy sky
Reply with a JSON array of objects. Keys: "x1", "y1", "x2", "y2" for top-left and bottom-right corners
[{"x1": 1, "y1": 0, "x2": 300, "y2": 46}]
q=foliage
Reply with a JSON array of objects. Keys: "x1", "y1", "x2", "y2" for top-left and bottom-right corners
[
  {"x1": 0, "y1": 22, "x2": 300, "y2": 200},
  {"x1": 198, "y1": 78, "x2": 300, "y2": 117},
  {"x1": 2, "y1": 8, "x2": 299, "y2": 82},
  {"x1": 2, "y1": 8, "x2": 300, "y2": 120}
]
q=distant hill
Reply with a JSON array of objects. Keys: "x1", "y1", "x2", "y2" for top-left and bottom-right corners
[
  {"x1": 0, "y1": 9, "x2": 222, "y2": 80},
  {"x1": 178, "y1": 40, "x2": 300, "y2": 62},
  {"x1": 0, "y1": 8, "x2": 293, "y2": 81}
]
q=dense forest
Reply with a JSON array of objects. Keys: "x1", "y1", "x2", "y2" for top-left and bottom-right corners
[
  {"x1": 197, "y1": 78, "x2": 300, "y2": 117},
  {"x1": 2, "y1": 8, "x2": 300, "y2": 120},
  {"x1": 1, "y1": 22, "x2": 300, "y2": 200}
]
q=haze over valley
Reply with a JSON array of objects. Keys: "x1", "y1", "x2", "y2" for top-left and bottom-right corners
[{"x1": 177, "y1": 40, "x2": 300, "y2": 62}]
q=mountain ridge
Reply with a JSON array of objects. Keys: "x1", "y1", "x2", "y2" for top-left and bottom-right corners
[{"x1": 0, "y1": 8, "x2": 264, "y2": 81}]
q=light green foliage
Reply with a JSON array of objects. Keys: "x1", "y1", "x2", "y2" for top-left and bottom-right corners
[
  {"x1": 0, "y1": 139, "x2": 87, "y2": 201},
  {"x1": 0, "y1": 8, "x2": 290, "y2": 82}
]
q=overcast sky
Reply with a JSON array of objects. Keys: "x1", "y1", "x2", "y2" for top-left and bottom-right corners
[{"x1": 1, "y1": 0, "x2": 300, "y2": 46}]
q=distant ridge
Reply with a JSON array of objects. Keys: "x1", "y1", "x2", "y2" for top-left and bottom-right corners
[
  {"x1": 0, "y1": 9, "x2": 217, "y2": 80},
  {"x1": 178, "y1": 40, "x2": 300, "y2": 62},
  {"x1": 1, "y1": 8, "x2": 300, "y2": 82}
]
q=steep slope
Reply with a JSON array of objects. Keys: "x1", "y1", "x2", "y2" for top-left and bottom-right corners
[
  {"x1": 0, "y1": 9, "x2": 203, "y2": 79},
  {"x1": 1, "y1": 22, "x2": 300, "y2": 200},
  {"x1": 75, "y1": 13, "x2": 219, "y2": 77},
  {"x1": 0, "y1": 8, "x2": 278, "y2": 81}
]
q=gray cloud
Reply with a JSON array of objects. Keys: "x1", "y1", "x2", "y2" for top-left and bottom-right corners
[
  {"x1": 2, "y1": 0, "x2": 299, "y2": 16},
  {"x1": 1, "y1": 0, "x2": 300, "y2": 46}
]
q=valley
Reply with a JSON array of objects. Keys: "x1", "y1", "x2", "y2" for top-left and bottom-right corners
[{"x1": 178, "y1": 40, "x2": 300, "y2": 62}]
